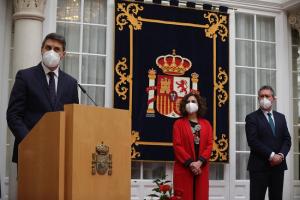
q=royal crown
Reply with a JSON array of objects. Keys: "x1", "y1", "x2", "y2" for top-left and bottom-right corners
[
  {"x1": 156, "y1": 50, "x2": 192, "y2": 76},
  {"x1": 96, "y1": 143, "x2": 109, "y2": 155}
]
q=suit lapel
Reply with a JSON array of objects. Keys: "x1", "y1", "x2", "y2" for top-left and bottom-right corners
[
  {"x1": 36, "y1": 64, "x2": 53, "y2": 109},
  {"x1": 257, "y1": 109, "x2": 274, "y2": 137},
  {"x1": 273, "y1": 111, "x2": 279, "y2": 136}
]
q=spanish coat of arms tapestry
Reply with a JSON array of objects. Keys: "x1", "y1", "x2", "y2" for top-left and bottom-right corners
[{"x1": 114, "y1": 0, "x2": 229, "y2": 162}]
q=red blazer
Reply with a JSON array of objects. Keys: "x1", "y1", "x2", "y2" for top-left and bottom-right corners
[{"x1": 173, "y1": 117, "x2": 213, "y2": 200}]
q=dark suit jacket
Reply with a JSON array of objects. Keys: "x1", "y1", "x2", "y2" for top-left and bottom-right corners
[
  {"x1": 6, "y1": 63, "x2": 79, "y2": 162},
  {"x1": 245, "y1": 109, "x2": 291, "y2": 172}
]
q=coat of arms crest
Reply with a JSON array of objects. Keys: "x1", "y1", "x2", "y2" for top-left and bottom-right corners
[
  {"x1": 91, "y1": 142, "x2": 112, "y2": 176},
  {"x1": 146, "y1": 50, "x2": 199, "y2": 118}
]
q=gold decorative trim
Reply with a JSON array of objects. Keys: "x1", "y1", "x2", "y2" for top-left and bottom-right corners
[
  {"x1": 147, "y1": 109, "x2": 155, "y2": 113},
  {"x1": 131, "y1": 130, "x2": 174, "y2": 158},
  {"x1": 191, "y1": 72, "x2": 199, "y2": 83},
  {"x1": 148, "y1": 68, "x2": 157, "y2": 80},
  {"x1": 131, "y1": 131, "x2": 141, "y2": 158},
  {"x1": 213, "y1": 35, "x2": 217, "y2": 139},
  {"x1": 204, "y1": 12, "x2": 228, "y2": 41},
  {"x1": 115, "y1": 57, "x2": 131, "y2": 100},
  {"x1": 116, "y1": 3, "x2": 144, "y2": 31},
  {"x1": 140, "y1": 17, "x2": 209, "y2": 29},
  {"x1": 210, "y1": 134, "x2": 229, "y2": 161},
  {"x1": 215, "y1": 67, "x2": 228, "y2": 107},
  {"x1": 129, "y1": 26, "x2": 134, "y2": 112},
  {"x1": 212, "y1": 36, "x2": 229, "y2": 162},
  {"x1": 136, "y1": 141, "x2": 173, "y2": 146}
]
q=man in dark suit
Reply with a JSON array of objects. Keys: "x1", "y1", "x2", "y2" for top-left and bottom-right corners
[
  {"x1": 245, "y1": 85, "x2": 291, "y2": 200},
  {"x1": 7, "y1": 33, "x2": 79, "y2": 163}
]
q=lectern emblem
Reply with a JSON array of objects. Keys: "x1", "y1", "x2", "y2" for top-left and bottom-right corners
[{"x1": 92, "y1": 142, "x2": 112, "y2": 176}]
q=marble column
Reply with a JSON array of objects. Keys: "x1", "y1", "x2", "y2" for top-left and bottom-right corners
[{"x1": 13, "y1": 0, "x2": 46, "y2": 76}]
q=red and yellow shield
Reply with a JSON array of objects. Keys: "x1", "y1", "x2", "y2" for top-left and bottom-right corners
[{"x1": 146, "y1": 50, "x2": 199, "y2": 118}]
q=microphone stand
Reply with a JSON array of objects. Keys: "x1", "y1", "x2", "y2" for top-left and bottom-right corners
[{"x1": 77, "y1": 83, "x2": 98, "y2": 107}]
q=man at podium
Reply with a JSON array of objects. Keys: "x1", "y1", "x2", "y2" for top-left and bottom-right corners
[{"x1": 6, "y1": 33, "x2": 79, "y2": 163}]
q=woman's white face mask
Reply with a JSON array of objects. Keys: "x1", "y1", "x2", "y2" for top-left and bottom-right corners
[{"x1": 185, "y1": 102, "x2": 198, "y2": 114}]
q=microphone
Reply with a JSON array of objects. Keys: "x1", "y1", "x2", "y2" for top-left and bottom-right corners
[{"x1": 77, "y1": 83, "x2": 98, "y2": 106}]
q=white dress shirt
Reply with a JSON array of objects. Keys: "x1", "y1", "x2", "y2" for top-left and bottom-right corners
[
  {"x1": 262, "y1": 109, "x2": 275, "y2": 127},
  {"x1": 42, "y1": 62, "x2": 59, "y2": 93}
]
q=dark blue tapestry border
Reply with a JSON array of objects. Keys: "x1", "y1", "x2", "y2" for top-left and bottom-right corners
[{"x1": 114, "y1": 0, "x2": 229, "y2": 162}]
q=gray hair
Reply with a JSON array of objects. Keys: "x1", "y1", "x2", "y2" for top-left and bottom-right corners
[{"x1": 258, "y1": 85, "x2": 275, "y2": 97}]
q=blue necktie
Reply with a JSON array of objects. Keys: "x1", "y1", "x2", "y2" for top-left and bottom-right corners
[
  {"x1": 267, "y1": 112, "x2": 275, "y2": 136},
  {"x1": 48, "y1": 72, "x2": 56, "y2": 108}
]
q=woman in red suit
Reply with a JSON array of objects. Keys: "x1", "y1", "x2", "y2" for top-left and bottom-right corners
[{"x1": 173, "y1": 92, "x2": 213, "y2": 200}]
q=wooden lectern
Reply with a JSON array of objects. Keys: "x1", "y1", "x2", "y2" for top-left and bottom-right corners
[{"x1": 18, "y1": 104, "x2": 131, "y2": 200}]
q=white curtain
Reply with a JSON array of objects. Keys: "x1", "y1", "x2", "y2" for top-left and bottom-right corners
[
  {"x1": 56, "y1": 0, "x2": 106, "y2": 106},
  {"x1": 235, "y1": 13, "x2": 276, "y2": 180},
  {"x1": 292, "y1": 29, "x2": 300, "y2": 180}
]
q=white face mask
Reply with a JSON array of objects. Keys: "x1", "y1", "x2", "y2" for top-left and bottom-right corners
[
  {"x1": 259, "y1": 97, "x2": 272, "y2": 110},
  {"x1": 42, "y1": 50, "x2": 60, "y2": 68},
  {"x1": 185, "y1": 102, "x2": 198, "y2": 114}
]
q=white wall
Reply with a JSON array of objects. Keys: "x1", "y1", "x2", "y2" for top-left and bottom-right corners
[{"x1": 0, "y1": 0, "x2": 12, "y2": 199}]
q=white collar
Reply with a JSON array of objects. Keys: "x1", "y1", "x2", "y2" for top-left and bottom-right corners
[
  {"x1": 41, "y1": 62, "x2": 59, "y2": 77},
  {"x1": 261, "y1": 109, "x2": 273, "y2": 116}
]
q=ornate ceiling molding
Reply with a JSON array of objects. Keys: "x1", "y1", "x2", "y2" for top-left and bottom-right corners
[{"x1": 13, "y1": 0, "x2": 46, "y2": 21}]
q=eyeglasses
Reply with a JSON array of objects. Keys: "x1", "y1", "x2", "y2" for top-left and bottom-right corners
[{"x1": 187, "y1": 100, "x2": 197, "y2": 103}]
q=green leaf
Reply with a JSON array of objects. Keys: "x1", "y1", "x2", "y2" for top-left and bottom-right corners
[
  {"x1": 148, "y1": 194, "x2": 159, "y2": 197},
  {"x1": 153, "y1": 179, "x2": 161, "y2": 183}
]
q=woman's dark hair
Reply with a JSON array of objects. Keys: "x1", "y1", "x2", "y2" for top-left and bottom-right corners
[
  {"x1": 41, "y1": 33, "x2": 66, "y2": 51},
  {"x1": 179, "y1": 91, "x2": 207, "y2": 117}
]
